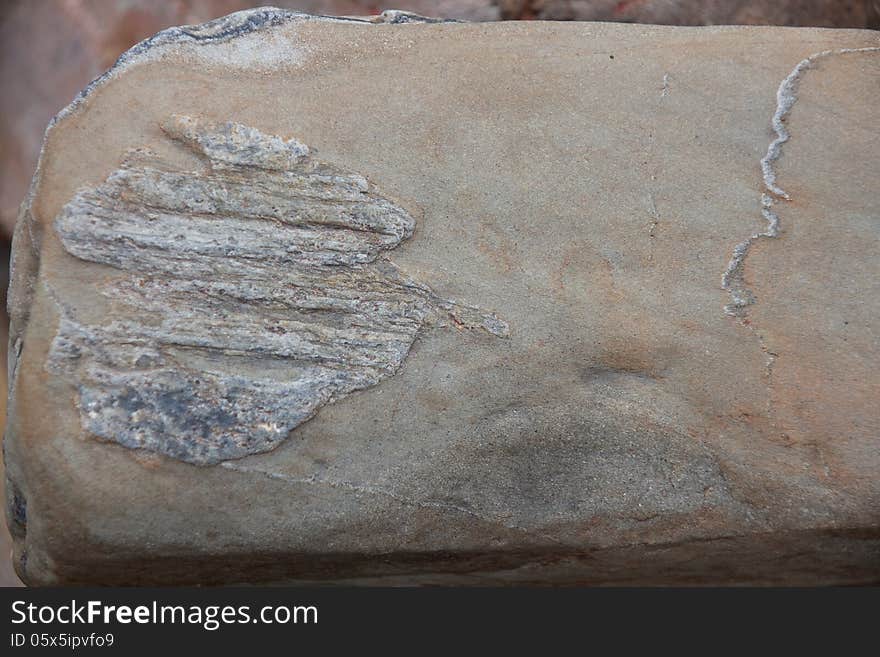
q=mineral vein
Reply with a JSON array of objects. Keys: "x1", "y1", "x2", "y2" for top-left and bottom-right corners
[
  {"x1": 48, "y1": 115, "x2": 507, "y2": 465},
  {"x1": 722, "y1": 47, "x2": 880, "y2": 316}
]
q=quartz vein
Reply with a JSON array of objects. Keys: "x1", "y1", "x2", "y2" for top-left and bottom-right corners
[{"x1": 722, "y1": 46, "x2": 880, "y2": 317}]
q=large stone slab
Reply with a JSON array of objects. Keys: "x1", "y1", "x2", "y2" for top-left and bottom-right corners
[{"x1": 5, "y1": 9, "x2": 880, "y2": 585}]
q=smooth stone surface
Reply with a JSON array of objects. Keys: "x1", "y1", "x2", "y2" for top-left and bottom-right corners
[{"x1": 6, "y1": 9, "x2": 880, "y2": 585}]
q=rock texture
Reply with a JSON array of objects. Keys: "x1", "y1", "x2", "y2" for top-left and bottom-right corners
[
  {"x1": 5, "y1": 9, "x2": 880, "y2": 585},
  {"x1": 49, "y1": 114, "x2": 505, "y2": 464}
]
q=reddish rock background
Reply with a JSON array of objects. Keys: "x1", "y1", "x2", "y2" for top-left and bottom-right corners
[
  {"x1": 496, "y1": 0, "x2": 880, "y2": 26},
  {"x1": 1, "y1": 0, "x2": 876, "y2": 587}
]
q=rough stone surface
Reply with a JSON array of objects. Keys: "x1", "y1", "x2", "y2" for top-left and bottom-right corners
[
  {"x1": 5, "y1": 9, "x2": 880, "y2": 585},
  {"x1": 49, "y1": 114, "x2": 505, "y2": 464}
]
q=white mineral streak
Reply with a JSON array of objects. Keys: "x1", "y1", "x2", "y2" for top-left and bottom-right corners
[
  {"x1": 185, "y1": 29, "x2": 308, "y2": 69},
  {"x1": 48, "y1": 115, "x2": 507, "y2": 465},
  {"x1": 722, "y1": 46, "x2": 880, "y2": 316}
]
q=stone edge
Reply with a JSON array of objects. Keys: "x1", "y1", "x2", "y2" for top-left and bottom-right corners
[{"x1": 6, "y1": 7, "x2": 453, "y2": 399}]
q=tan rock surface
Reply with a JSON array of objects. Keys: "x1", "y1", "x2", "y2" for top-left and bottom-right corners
[{"x1": 5, "y1": 10, "x2": 880, "y2": 584}]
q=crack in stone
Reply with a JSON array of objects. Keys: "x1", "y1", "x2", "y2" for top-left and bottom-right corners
[
  {"x1": 721, "y1": 46, "x2": 879, "y2": 381},
  {"x1": 722, "y1": 46, "x2": 880, "y2": 319},
  {"x1": 717, "y1": 44, "x2": 880, "y2": 416}
]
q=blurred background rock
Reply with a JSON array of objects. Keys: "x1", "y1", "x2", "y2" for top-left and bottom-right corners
[
  {"x1": 1, "y1": 0, "x2": 877, "y2": 587},
  {"x1": 497, "y1": 0, "x2": 880, "y2": 24}
]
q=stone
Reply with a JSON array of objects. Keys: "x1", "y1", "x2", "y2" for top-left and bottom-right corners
[{"x1": 5, "y1": 9, "x2": 880, "y2": 585}]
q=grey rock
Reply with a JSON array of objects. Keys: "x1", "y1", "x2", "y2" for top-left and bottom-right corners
[{"x1": 49, "y1": 114, "x2": 505, "y2": 464}]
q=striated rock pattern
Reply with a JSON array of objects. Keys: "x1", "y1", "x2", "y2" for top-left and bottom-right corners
[{"x1": 48, "y1": 115, "x2": 507, "y2": 464}]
